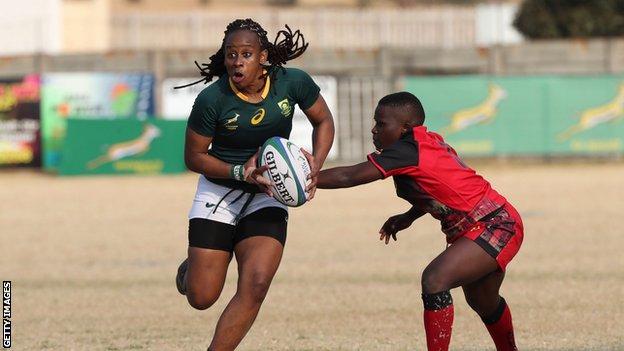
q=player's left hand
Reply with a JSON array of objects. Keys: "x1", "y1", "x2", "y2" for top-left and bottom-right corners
[
  {"x1": 243, "y1": 149, "x2": 272, "y2": 196},
  {"x1": 379, "y1": 213, "x2": 413, "y2": 245},
  {"x1": 301, "y1": 148, "x2": 319, "y2": 201}
]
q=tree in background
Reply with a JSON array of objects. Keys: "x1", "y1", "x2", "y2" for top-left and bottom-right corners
[{"x1": 514, "y1": 0, "x2": 624, "y2": 39}]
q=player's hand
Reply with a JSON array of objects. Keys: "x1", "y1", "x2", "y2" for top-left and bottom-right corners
[
  {"x1": 379, "y1": 214, "x2": 413, "y2": 245},
  {"x1": 301, "y1": 148, "x2": 319, "y2": 201},
  {"x1": 243, "y1": 149, "x2": 272, "y2": 196}
]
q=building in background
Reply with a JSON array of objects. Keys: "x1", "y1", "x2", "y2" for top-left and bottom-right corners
[{"x1": 1, "y1": 0, "x2": 523, "y2": 57}]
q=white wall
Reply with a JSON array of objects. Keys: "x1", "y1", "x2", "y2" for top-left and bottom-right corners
[
  {"x1": 475, "y1": 3, "x2": 523, "y2": 47},
  {"x1": 0, "y1": 0, "x2": 61, "y2": 56}
]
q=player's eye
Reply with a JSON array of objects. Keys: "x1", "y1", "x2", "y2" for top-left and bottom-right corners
[{"x1": 242, "y1": 52, "x2": 252, "y2": 58}]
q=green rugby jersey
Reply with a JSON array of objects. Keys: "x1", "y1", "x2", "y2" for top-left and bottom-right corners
[{"x1": 187, "y1": 67, "x2": 320, "y2": 190}]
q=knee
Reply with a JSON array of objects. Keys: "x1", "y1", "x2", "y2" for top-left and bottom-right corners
[
  {"x1": 464, "y1": 293, "x2": 482, "y2": 313},
  {"x1": 242, "y1": 272, "x2": 273, "y2": 305},
  {"x1": 186, "y1": 291, "x2": 220, "y2": 311},
  {"x1": 421, "y1": 266, "x2": 451, "y2": 294},
  {"x1": 465, "y1": 293, "x2": 501, "y2": 318}
]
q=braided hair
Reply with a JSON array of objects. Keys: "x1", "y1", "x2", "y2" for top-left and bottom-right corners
[{"x1": 175, "y1": 19, "x2": 308, "y2": 89}]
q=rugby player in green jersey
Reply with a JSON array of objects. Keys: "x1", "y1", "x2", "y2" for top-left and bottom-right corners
[{"x1": 175, "y1": 19, "x2": 335, "y2": 351}]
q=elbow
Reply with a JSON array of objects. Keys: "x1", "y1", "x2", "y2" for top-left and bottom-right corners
[
  {"x1": 314, "y1": 113, "x2": 335, "y2": 131},
  {"x1": 337, "y1": 172, "x2": 353, "y2": 188},
  {"x1": 316, "y1": 172, "x2": 353, "y2": 189},
  {"x1": 317, "y1": 168, "x2": 354, "y2": 189},
  {"x1": 184, "y1": 153, "x2": 199, "y2": 173}
]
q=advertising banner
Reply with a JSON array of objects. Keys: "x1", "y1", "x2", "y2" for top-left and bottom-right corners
[
  {"x1": 41, "y1": 73, "x2": 155, "y2": 170},
  {"x1": 402, "y1": 75, "x2": 624, "y2": 156},
  {"x1": 59, "y1": 119, "x2": 186, "y2": 175},
  {"x1": 0, "y1": 75, "x2": 41, "y2": 167},
  {"x1": 548, "y1": 77, "x2": 624, "y2": 155},
  {"x1": 161, "y1": 78, "x2": 212, "y2": 120}
]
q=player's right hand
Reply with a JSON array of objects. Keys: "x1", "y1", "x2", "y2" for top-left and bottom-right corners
[
  {"x1": 243, "y1": 149, "x2": 272, "y2": 196},
  {"x1": 379, "y1": 214, "x2": 414, "y2": 245}
]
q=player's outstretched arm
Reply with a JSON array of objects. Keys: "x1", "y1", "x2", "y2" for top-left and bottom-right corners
[{"x1": 317, "y1": 160, "x2": 383, "y2": 189}]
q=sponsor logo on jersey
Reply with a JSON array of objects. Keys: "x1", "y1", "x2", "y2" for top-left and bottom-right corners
[
  {"x1": 251, "y1": 108, "x2": 266, "y2": 125},
  {"x1": 224, "y1": 113, "x2": 239, "y2": 131},
  {"x1": 277, "y1": 99, "x2": 292, "y2": 117}
]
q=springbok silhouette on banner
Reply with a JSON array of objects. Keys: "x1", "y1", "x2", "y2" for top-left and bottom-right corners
[
  {"x1": 441, "y1": 84, "x2": 507, "y2": 136},
  {"x1": 87, "y1": 123, "x2": 161, "y2": 170},
  {"x1": 558, "y1": 83, "x2": 624, "y2": 141}
]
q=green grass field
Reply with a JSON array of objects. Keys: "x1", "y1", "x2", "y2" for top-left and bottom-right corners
[{"x1": 1, "y1": 163, "x2": 623, "y2": 350}]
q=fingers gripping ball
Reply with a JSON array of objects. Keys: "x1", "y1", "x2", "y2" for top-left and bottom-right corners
[{"x1": 259, "y1": 137, "x2": 311, "y2": 207}]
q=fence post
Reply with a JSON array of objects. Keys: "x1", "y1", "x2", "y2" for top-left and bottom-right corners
[{"x1": 150, "y1": 50, "x2": 165, "y2": 117}]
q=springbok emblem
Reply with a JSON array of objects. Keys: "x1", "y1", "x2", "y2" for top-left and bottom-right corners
[
  {"x1": 441, "y1": 84, "x2": 507, "y2": 136},
  {"x1": 87, "y1": 123, "x2": 161, "y2": 169},
  {"x1": 558, "y1": 83, "x2": 624, "y2": 141}
]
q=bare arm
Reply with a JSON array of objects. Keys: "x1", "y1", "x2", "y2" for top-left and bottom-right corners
[
  {"x1": 302, "y1": 94, "x2": 335, "y2": 198},
  {"x1": 403, "y1": 206, "x2": 427, "y2": 222},
  {"x1": 184, "y1": 127, "x2": 232, "y2": 177},
  {"x1": 184, "y1": 127, "x2": 270, "y2": 190},
  {"x1": 379, "y1": 206, "x2": 427, "y2": 244},
  {"x1": 317, "y1": 161, "x2": 383, "y2": 189}
]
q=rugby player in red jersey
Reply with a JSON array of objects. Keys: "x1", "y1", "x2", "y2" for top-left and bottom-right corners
[{"x1": 316, "y1": 92, "x2": 522, "y2": 351}]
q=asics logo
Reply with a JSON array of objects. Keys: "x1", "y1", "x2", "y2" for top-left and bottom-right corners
[{"x1": 250, "y1": 108, "x2": 266, "y2": 125}]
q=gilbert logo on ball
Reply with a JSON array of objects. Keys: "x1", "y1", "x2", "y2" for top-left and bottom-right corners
[{"x1": 259, "y1": 137, "x2": 311, "y2": 207}]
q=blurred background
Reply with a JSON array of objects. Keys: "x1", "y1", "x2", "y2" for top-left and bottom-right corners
[
  {"x1": 1, "y1": 1, "x2": 624, "y2": 350},
  {"x1": 1, "y1": 0, "x2": 623, "y2": 173}
]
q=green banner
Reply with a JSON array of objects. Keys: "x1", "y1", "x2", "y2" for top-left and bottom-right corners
[
  {"x1": 402, "y1": 75, "x2": 624, "y2": 156},
  {"x1": 59, "y1": 119, "x2": 186, "y2": 175},
  {"x1": 547, "y1": 77, "x2": 624, "y2": 154},
  {"x1": 41, "y1": 73, "x2": 155, "y2": 171}
]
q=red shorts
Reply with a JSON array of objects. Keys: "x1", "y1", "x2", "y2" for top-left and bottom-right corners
[{"x1": 457, "y1": 202, "x2": 524, "y2": 272}]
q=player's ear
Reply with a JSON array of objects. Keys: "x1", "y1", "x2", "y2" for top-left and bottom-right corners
[
  {"x1": 401, "y1": 122, "x2": 412, "y2": 134},
  {"x1": 260, "y1": 49, "x2": 268, "y2": 65}
]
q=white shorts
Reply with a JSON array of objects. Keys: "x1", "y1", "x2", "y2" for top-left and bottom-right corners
[{"x1": 188, "y1": 176, "x2": 288, "y2": 226}]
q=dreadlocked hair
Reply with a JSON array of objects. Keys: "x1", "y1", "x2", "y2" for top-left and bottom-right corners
[{"x1": 175, "y1": 18, "x2": 309, "y2": 89}]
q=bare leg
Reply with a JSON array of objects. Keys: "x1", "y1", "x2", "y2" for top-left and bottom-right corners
[
  {"x1": 185, "y1": 247, "x2": 232, "y2": 310},
  {"x1": 420, "y1": 237, "x2": 499, "y2": 351},
  {"x1": 462, "y1": 271, "x2": 505, "y2": 317},
  {"x1": 421, "y1": 237, "x2": 499, "y2": 294},
  {"x1": 208, "y1": 236, "x2": 283, "y2": 351},
  {"x1": 463, "y1": 272, "x2": 518, "y2": 351}
]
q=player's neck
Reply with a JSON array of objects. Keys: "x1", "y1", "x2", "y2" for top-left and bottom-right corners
[
  {"x1": 230, "y1": 72, "x2": 270, "y2": 103},
  {"x1": 240, "y1": 76, "x2": 266, "y2": 96}
]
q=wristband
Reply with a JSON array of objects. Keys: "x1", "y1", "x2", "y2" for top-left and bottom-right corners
[{"x1": 230, "y1": 164, "x2": 244, "y2": 181}]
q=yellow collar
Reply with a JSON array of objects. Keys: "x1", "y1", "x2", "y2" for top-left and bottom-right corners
[{"x1": 229, "y1": 73, "x2": 271, "y2": 102}]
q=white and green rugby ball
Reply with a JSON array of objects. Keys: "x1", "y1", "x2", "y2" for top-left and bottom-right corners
[{"x1": 259, "y1": 137, "x2": 311, "y2": 207}]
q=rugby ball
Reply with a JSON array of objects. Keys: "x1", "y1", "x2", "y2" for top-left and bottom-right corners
[{"x1": 259, "y1": 137, "x2": 311, "y2": 207}]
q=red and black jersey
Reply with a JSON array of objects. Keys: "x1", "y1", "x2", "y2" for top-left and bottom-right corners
[{"x1": 367, "y1": 126, "x2": 507, "y2": 240}]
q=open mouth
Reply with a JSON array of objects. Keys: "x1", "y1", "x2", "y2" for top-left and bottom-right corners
[{"x1": 231, "y1": 72, "x2": 245, "y2": 83}]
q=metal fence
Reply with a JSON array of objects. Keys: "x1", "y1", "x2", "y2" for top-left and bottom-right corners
[{"x1": 337, "y1": 76, "x2": 391, "y2": 160}]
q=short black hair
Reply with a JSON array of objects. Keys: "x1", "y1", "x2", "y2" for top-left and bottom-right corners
[{"x1": 377, "y1": 92, "x2": 425, "y2": 126}]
